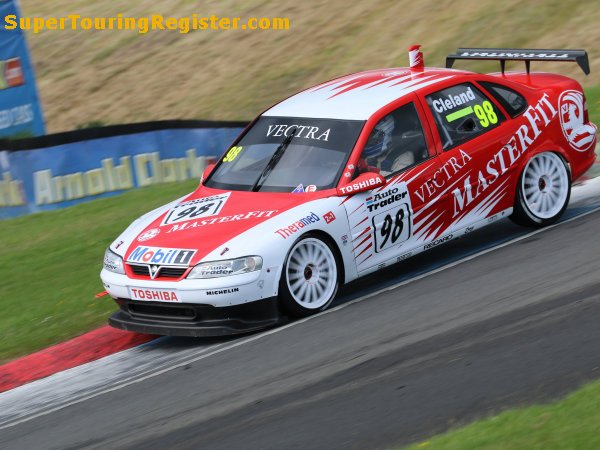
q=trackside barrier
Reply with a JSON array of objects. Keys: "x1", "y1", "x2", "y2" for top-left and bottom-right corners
[{"x1": 0, "y1": 120, "x2": 246, "y2": 219}]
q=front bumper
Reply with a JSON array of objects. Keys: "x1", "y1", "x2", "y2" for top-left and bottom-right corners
[
  {"x1": 100, "y1": 266, "x2": 279, "y2": 307},
  {"x1": 109, "y1": 297, "x2": 281, "y2": 337}
]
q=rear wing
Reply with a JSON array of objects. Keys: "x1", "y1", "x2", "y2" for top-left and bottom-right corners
[{"x1": 445, "y1": 48, "x2": 590, "y2": 75}]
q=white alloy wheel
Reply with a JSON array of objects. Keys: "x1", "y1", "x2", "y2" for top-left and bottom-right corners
[
  {"x1": 284, "y1": 237, "x2": 338, "y2": 311},
  {"x1": 521, "y1": 152, "x2": 569, "y2": 219}
]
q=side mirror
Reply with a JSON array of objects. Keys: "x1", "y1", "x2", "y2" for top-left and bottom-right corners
[
  {"x1": 200, "y1": 163, "x2": 216, "y2": 184},
  {"x1": 337, "y1": 172, "x2": 385, "y2": 196}
]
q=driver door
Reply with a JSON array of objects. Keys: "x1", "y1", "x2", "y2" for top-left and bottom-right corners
[{"x1": 342, "y1": 99, "x2": 443, "y2": 274}]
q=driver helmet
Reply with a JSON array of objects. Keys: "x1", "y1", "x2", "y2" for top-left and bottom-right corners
[{"x1": 363, "y1": 115, "x2": 395, "y2": 158}]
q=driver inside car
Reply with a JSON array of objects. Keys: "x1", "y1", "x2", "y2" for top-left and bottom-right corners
[{"x1": 356, "y1": 112, "x2": 420, "y2": 177}]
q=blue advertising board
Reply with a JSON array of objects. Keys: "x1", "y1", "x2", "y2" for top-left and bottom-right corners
[
  {"x1": 0, "y1": 126, "x2": 243, "y2": 219},
  {"x1": 0, "y1": 0, "x2": 45, "y2": 138}
]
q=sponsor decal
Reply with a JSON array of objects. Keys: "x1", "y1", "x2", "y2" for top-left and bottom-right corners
[
  {"x1": 451, "y1": 94, "x2": 557, "y2": 217},
  {"x1": 414, "y1": 149, "x2": 472, "y2": 204},
  {"x1": 130, "y1": 288, "x2": 179, "y2": 302},
  {"x1": 0, "y1": 57, "x2": 25, "y2": 90},
  {"x1": 459, "y1": 51, "x2": 571, "y2": 60},
  {"x1": 397, "y1": 252, "x2": 412, "y2": 262},
  {"x1": 323, "y1": 211, "x2": 336, "y2": 224},
  {"x1": 558, "y1": 90, "x2": 596, "y2": 152},
  {"x1": 127, "y1": 246, "x2": 196, "y2": 266},
  {"x1": 372, "y1": 203, "x2": 410, "y2": 253},
  {"x1": 424, "y1": 234, "x2": 453, "y2": 250},
  {"x1": 114, "y1": 240, "x2": 124, "y2": 249},
  {"x1": 292, "y1": 184, "x2": 305, "y2": 193},
  {"x1": 137, "y1": 228, "x2": 160, "y2": 241},
  {"x1": 162, "y1": 192, "x2": 230, "y2": 225},
  {"x1": 275, "y1": 212, "x2": 320, "y2": 238},
  {"x1": 366, "y1": 187, "x2": 408, "y2": 212},
  {"x1": 347, "y1": 164, "x2": 355, "y2": 170},
  {"x1": 341, "y1": 234, "x2": 348, "y2": 245},
  {"x1": 305, "y1": 184, "x2": 317, "y2": 192},
  {"x1": 166, "y1": 210, "x2": 278, "y2": 233},
  {"x1": 487, "y1": 214, "x2": 498, "y2": 223},
  {"x1": 266, "y1": 124, "x2": 331, "y2": 141},
  {"x1": 464, "y1": 226, "x2": 475, "y2": 235},
  {"x1": 206, "y1": 288, "x2": 240, "y2": 296},
  {"x1": 431, "y1": 86, "x2": 476, "y2": 113},
  {"x1": 338, "y1": 175, "x2": 382, "y2": 195}
]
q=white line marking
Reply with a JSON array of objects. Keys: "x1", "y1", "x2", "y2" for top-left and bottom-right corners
[{"x1": 1, "y1": 204, "x2": 599, "y2": 431}]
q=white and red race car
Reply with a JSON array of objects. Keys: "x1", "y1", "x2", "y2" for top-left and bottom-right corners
[{"x1": 101, "y1": 46, "x2": 597, "y2": 336}]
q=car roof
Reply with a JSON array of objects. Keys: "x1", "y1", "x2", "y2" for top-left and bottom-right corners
[{"x1": 263, "y1": 67, "x2": 470, "y2": 121}]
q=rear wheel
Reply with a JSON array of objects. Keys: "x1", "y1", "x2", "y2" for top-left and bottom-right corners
[
  {"x1": 511, "y1": 152, "x2": 570, "y2": 227},
  {"x1": 279, "y1": 235, "x2": 340, "y2": 317}
]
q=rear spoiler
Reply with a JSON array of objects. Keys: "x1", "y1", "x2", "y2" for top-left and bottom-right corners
[{"x1": 445, "y1": 48, "x2": 590, "y2": 75}]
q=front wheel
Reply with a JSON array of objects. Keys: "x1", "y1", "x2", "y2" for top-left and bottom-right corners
[
  {"x1": 279, "y1": 235, "x2": 340, "y2": 317},
  {"x1": 511, "y1": 152, "x2": 571, "y2": 227}
]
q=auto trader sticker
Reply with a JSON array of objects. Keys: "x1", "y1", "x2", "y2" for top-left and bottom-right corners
[
  {"x1": 368, "y1": 186, "x2": 411, "y2": 253},
  {"x1": 161, "y1": 192, "x2": 231, "y2": 226},
  {"x1": 127, "y1": 246, "x2": 196, "y2": 266}
]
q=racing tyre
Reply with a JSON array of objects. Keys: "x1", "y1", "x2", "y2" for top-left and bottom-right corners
[
  {"x1": 511, "y1": 152, "x2": 570, "y2": 227},
  {"x1": 279, "y1": 235, "x2": 340, "y2": 317}
]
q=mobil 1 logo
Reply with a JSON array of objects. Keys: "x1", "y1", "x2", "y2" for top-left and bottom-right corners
[
  {"x1": 161, "y1": 192, "x2": 231, "y2": 226},
  {"x1": 368, "y1": 184, "x2": 411, "y2": 253}
]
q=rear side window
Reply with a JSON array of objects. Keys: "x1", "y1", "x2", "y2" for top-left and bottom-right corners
[
  {"x1": 426, "y1": 83, "x2": 505, "y2": 151},
  {"x1": 479, "y1": 81, "x2": 527, "y2": 118}
]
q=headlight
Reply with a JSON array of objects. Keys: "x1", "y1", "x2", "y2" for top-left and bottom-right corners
[
  {"x1": 187, "y1": 256, "x2": 262, "y2": 279},
  {"x1": 103, "y1": 248, "x2": 125, "y2": 274}
]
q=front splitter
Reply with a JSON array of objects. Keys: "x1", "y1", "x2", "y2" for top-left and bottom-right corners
[{"x1": 108, "y1": 297, "x2": 282, "y2": 337}]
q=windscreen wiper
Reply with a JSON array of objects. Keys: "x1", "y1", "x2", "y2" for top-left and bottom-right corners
[{"x1": 251, "y1": 128, "x2": 297, "y2": 192}]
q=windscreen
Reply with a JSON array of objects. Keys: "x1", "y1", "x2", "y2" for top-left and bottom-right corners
[{"x1": 205, "y1": 116, "x2": 364, "y2": 192}]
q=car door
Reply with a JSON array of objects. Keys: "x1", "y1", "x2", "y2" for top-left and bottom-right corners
[
  {"x1": 342, "y1": 98, "x2": 443, "y2": 274},
  {"x1": 420, "y1": 82, "x2": 516, "y2": 232}
]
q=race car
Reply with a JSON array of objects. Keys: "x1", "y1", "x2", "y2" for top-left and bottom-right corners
[{"x1": 101, "y1": 46, "x2": 597, "y2": 336}]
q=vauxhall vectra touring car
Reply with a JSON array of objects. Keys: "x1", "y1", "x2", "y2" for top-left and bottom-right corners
[{"x1": 101, "y1": 46, "x2": 597, "y2": 336}]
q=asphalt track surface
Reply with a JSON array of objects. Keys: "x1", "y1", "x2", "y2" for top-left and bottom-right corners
[{"x1": 1, "y1": 178, "x2": 600, "y2": 449}]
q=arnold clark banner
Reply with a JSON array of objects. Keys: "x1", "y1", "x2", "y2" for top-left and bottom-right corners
[
  {"x1": 0, "y1": 0, "x2": 45, "y2": 138},
  {"x1": 0, "y1": 126, "x2": 243, "y2": 219}
]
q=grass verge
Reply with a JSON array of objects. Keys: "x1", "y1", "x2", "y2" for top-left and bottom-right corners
[
  {"x1": 404, "y1": 378, "x2": 600, "y2": 450},
  {"x1": 0, "y1": 180, "x2": 198, "y2": 363}
]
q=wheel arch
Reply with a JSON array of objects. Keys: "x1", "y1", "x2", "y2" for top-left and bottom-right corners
[
  {"x1": 511, "y1": 147, "x2": 572, "y2": 200},
  {"x1": 510, "y1": 149, "x2": 571, "y2": 227}
]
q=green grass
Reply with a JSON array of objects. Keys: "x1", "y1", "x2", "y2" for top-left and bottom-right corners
[
  {"x1": 585, "y1": 85, "x2": 600, "y2": 127},
  {"x1": 404, "y1": 378, "x2": 600, "y2": 450},
  {"x1": 0, "y1": 180, "x2": 198, "y2": 363}
]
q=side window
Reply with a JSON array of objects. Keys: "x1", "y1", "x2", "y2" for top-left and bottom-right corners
[
  {"x1": 426, "y1": 83, "x2": 505, "y2": 151},
  {"x1": 357, "y1": 102, "x2": 430, "y2": 178},
  {"x1": 479, "y1": 81, "x2": 527, "y2": 118}
]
